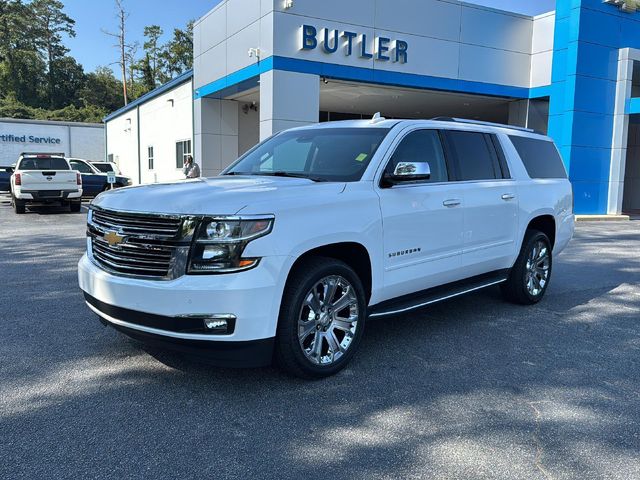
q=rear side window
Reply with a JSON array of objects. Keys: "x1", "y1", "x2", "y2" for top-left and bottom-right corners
[
  {"x1": 509, "y1": 136, "x2": 567, "y2": 179},
  {"x1": 444, "y1": 131, "x2": 501, "y2": 181},
  {"x1": 18, "y1": 157, "x2": 69, "y2": 170}
]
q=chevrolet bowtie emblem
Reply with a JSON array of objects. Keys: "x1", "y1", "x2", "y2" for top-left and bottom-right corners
[{"x1": 104, "y1": 231, "x2": 125, "y2": 246}]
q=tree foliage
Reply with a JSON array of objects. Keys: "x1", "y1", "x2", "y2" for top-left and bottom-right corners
[{"x1": 0, "y1": 0, "x2": 194, "y2": 123}]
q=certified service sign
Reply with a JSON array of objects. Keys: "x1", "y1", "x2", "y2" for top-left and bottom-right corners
[{"x1": 604, "y1": 0, "x2": 640, "y2": 13}]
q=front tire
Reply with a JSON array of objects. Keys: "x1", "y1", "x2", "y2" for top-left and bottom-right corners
[
  {"x1": 274, "y1": 257, "x2": 367, "y2": 379},
  {"x1": 502, "y1": 230, "x2": 552, "y2": 305}
]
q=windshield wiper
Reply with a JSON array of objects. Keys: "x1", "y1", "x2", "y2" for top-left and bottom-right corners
[{"x1": 256, "y1": 171, "x2": 328, "y2": 182}]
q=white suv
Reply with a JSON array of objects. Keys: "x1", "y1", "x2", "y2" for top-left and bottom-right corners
[{"x1": 78, "y1": 117, "x2": 574, "y2": 378}]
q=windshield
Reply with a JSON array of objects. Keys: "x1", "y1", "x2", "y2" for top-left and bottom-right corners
[
  {"x1": 224, "y1": 128, "x2": 390, "y2": 182},
  {"x1": 18, "y1": 157, "x2": 69, "y2": 170}
]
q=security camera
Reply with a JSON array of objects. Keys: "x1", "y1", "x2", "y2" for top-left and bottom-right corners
[{"x1": 248, "y1": 47, "x2": 261, "y2": 58}]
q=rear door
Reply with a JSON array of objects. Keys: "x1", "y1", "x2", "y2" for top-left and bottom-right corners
[
  {"x1": 376, "y1": 128, "x2": 465, "y2": 301},
  {"x1": 69, "y1": 159, "x2": 105, "y2": 196},
  {"x1": 441, "y1": 130, "x2": 518, "y2": 276}
]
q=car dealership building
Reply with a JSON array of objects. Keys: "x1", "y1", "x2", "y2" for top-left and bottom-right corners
[
  {"x1": 0, "y1": 118, "x2": 104, "y2": 166},
  {"x1": 104, "y1": 0, "x2": 640, "y2": 216}
]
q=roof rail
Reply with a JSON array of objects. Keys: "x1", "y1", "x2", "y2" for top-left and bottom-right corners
[{"x1": 430, "y1": 117, "x2": 540, "y2": 134}]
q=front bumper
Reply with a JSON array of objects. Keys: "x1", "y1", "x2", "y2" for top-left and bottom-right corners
[
  {"x1": 78, "y1": 253, "x2": 292, "y2": 345},
  {"x1": 85, "y1": 293, "x2": 274, "y2": 367}
]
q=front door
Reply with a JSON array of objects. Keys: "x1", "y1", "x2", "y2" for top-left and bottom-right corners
[{"x1": 376, "y1": 129, "x2": 465, "y2": 302}]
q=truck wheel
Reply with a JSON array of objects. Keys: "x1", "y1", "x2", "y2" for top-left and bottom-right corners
[
  {"x1": 69, "y1": 201, "x2": 82, "y2": 213},
  {"x1": 12, "y1": 196, "x2": 25, "y2": 214},
  {"x1": 501, "y1": 230, "x2": 552, "y2": 305},
  {"x1": 274, "y1": 257, "x2": 367, "y2": 379}
]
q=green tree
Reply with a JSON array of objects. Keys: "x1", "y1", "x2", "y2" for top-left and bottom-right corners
[
  {"x1": 30, "y1": 0, "x2": 76, "y2": 108},
  {"x1": 0, "y1": 0, "x2": 47, "y2": 106},
  {"x1": 80, "y1": 66, "x2": 124, "y2": 113},
  {"x1": 160, "y1": 21, "x2": 193, "y2": 78},
  {"x1": 142, "y1": 24, "x2": 165, "y2": 86}
]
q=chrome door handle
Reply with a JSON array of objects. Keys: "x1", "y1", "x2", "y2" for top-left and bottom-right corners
[
  {"x1": 501, "y1": 194, "x2": 516, "y2": 201},
  {"x1": 443, "y1": 199, "x2": 461, "y2": 207}
]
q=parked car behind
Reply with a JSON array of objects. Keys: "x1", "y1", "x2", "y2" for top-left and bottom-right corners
[
  {"x1": 0, "y1": 165, "x2": 14, "y2": 192},
  {"x1": 11, "y1": 152, "x2": 82, "y2": 213},
  {"x1": 68, "y1": 158, "x2": 131, "y2": 197}
]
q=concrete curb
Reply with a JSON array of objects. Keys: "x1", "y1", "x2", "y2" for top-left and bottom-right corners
[{"x1": 575, "y1": 215, "x2": 630, "y2": 222}]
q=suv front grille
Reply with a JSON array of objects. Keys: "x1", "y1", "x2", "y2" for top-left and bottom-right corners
[
  {"x1": 87, "y1": 208, "x2": 193, "y2": 279},
  {"x1": 91, "y1": 208, "x2": 182, "y2": 239},
  {"x1": 91, "y1": 237, "x2": 175, "y2": 277}
]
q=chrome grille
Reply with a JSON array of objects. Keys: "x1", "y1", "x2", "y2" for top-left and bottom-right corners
[
  {"x1": 88, "y1": 208, "x2": 191, "y2": 279},
  {"x1": 91, "y1": 208, "x2": 182, "y2": 239}
]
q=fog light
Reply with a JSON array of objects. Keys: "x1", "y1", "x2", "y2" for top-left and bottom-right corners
[
  {"x1": 203, "y1": 314, "x2": 236, "y2": 333},
  {"x1": 204, "y1": 319, "x2": 227, "y2": 330}
]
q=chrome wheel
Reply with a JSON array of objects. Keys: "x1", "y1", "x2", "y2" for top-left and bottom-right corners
[
  {"x1": 298, "y1": 275, "x2": 360, "y2": 366},
  {"x1": 525, "y1": 240, "x2": 550, "y2": 297}
]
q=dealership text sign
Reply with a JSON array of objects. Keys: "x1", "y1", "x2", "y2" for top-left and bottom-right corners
[
  {"x1": 0, "y1": 134, "x2": 61, "y2": 144},
  {"x1": 301, "y1": 25, "x2": 408, "y2": 64}
]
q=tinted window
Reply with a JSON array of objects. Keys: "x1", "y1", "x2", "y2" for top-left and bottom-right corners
[
  {"x1": 509, "y1": 136, "x2": 567, "y2": 179},
  {"x1": 93, "y1": 163, "x2": 114, "y2": 173},
  {"x1": 445, "y1": 131, "x2": 500, "y2": 181},
  {"x1": 386, "y1": 130, "x2": 448, "y2": 183},
  {"x1": 226, "y1": 128, "x2": 389, "y2": 182},
  {"x1": 70, "y1": 160, "x2": 94, "y2": 174},
  {"x1": 19, "y1": 157, "x2": 69, "y2": 170}
]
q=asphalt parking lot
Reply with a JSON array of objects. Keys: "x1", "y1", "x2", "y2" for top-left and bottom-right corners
[{"x1": 1, "y1": 194, "x2": 639, "y2": 480}]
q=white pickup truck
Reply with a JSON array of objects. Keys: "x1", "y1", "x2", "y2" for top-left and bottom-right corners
[
  {"x1": 78, "y1": 117, "x2": 574, "y2": 378},
  {"x1": 11, "y1": 153, "x2": 83, "y2": 214}
]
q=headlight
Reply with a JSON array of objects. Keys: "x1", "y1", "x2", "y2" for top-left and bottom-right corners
[{"x1": 188, "y1": 216, "x2": 274, "y2": 274}]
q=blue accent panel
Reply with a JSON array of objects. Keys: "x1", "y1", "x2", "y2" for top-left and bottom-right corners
[
  {"x1": 555, "y1": 0, "x2": 572, "y2": 20},
  {"x1": 570, "y1": 75, "x2": 617, "y2": 114},
  {"x1": 193, "y1": 58, "x2": 274, "y2": 99},
  {"x1": 551, "y1": 49, "x2": 568, "y2": 84},
  {"x1": 103, "y1": 69, "x2": 193, "y2": 122},
  {"x1": 529, "y1": 85, "x2": 552, "y2": 99},
  {"x1": 568, "y1": 146, "x2": 612, "y2": 182},
  {"x1": 570, "y1": 111, "x2": 614, "y2": 149},
  {"x1": 621, "y1": 20, "x2": 640, "y2": 49},
  {"x1": 571, "y1": 181, "x2": 610, "y2": 215},
  {"x1": 574, "y1": 7, "x2": 622, "y2": 48},
  {"x1": 553, "y1": 17, "x2": 570, "y2": 52},
  {"x1": 271, "y1": 57, "x2": 531, "y2": 98},
  {"x1": 572, "y1": 42, "x2": 618, "y2": 80},
  {"x1": 628, "y1": 98, "x2": 640, "y2": 115}
]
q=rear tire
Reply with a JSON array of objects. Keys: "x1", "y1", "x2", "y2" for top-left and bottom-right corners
[
  {"x1": 274, "y1": 257, "x2": 367, "y2": 379},
  {"x1": 69, "y1": 201, "x2": 81, "y2": 213},
  {"x1": 12, "y1": 196, "x2": 25, "y2": 214},
  {"x1": 502, "y1": 230, "x2": 552, "y2": 305}
]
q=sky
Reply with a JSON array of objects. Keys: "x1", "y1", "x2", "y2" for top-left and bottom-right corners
[{"x1": 63, "y1": 0, "x2": 557, "y2": 73}]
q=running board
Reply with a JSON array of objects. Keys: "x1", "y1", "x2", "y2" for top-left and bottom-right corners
[{"x1": 368, "y1": 270, "x2": 509, "y2": 318}]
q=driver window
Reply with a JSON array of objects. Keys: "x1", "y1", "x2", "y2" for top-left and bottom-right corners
[{"x1": 386, "y1": 130, "x2": 448, "y2": 183}]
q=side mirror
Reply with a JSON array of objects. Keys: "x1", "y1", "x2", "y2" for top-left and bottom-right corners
[{"x1": 384, "y1": 161, "x2": 431, "y2": 185}]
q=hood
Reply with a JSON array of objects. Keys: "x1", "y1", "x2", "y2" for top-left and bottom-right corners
[{"x1": 91, "y1": 176, "x2": 346, "y2": 215}]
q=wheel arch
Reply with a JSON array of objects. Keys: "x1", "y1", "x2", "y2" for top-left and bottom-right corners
[
  {"x1": 526, "y1": 214, "x2": 556, "y2": 249},
  {"x1": 286, "y1": 242, "x2": 374, "y2": 304}
]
